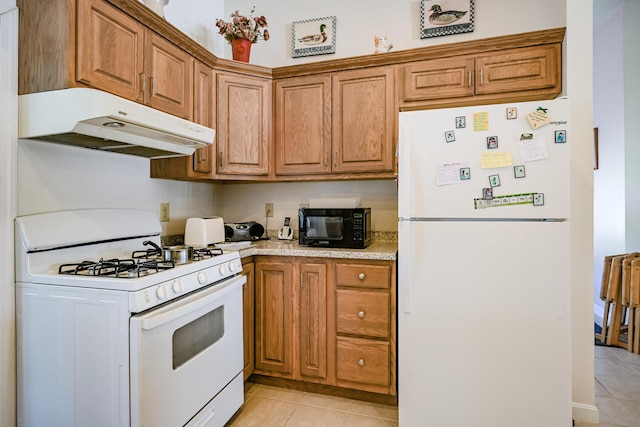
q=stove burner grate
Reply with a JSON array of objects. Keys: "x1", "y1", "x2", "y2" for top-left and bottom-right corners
[{"x1": 59, "y1": 257, "x2": 175, "y2": 278}]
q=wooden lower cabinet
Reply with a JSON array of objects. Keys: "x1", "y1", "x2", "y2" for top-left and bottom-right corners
[
  {"x1": 241, "y1": 259, "x2": 255, "y2": 381},
  {"x1": 253, "y1": 256, "x2": 396, "y2": 397},
  {"x1": 254, "y1": 257, "x2": 330, "y2": 384}
]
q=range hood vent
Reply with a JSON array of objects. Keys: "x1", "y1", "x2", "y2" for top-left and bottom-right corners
[{"x1": 18, "y1": 88, "x2": 215, "y2": 159}]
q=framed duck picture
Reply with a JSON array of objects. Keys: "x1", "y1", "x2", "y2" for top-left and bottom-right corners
[
  {"x1": 292, "y1": 16, "x2": 336, "y2": 58},
  {"x1": 420, "y1": 0, "x2": 474, "y2": 39}
]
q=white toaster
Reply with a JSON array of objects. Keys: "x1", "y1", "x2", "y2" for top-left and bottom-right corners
[{"x1": 184, "y1": 217, "x2": 225, "y2": 248}]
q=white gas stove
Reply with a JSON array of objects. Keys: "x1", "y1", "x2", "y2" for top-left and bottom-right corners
[{"x1": 15, "y1": 209, "x2": 245, "y2": 427}]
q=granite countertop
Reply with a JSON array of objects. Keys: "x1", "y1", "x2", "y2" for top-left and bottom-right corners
[{"x1": 227, "y1": 240, "x2": 397, "y2": 261}]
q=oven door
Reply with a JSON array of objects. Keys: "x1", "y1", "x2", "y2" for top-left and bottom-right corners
[{"x1": 130, "y1": 275, "x2": 245, "y2": 427}]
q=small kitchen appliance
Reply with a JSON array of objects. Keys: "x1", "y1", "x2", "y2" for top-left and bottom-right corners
[
  {"x1": 277, "y1": 217, "x2": 293, "y2": 240},
  {"x1": 15, "y1": 209, "x2": 245, "y2": 427},
  {"x1": 184, "y1": 216, "x2": 225, "y2": 248},
  {"x1": 298, "y1": 207, "x2": 371, "y2": 248},
  {"x1": 224, "y1": 221, "x2": 264, "y2": 241}
]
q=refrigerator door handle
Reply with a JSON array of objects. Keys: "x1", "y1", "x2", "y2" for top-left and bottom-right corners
[
  {"x1": 398, "y1": 126, "x2": 413, "y2": 219},
  {"x1": 399, "y1": 219, "x2": 412, "y2": 314}
]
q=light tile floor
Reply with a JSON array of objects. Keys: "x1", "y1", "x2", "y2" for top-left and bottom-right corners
[
  {"x1": 225, "y1": 383, "x2": 398, "y2": 427},
  {"x1": 594, "y1": 345, "x2": 640, "y2": 427},
  {"x1": 227, "y1": 345, "x2": 640, "y2": 427}
]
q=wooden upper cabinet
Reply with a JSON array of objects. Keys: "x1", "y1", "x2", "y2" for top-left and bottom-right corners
[
  {"x1": 332, "y1": 67, "x2": 396, "y2": 174},
  {"x1": 144, "y1": 32, "x2": 194, "y2": 120},
  {"x1": 192, "y1": 61, "x2": 214, "y2": 174},
  {"x1": 274, "y1": 75, "x2": 332, "y2": 176},
  {"x1": 401, "y1": 36, "x2": 562, "y2": 109},
  {"x1": 403, "y1": 56, "x2": 475, "y2": 102},
  {"x1": 76, "y1": 0, "x2": 144, "y2": 102},
  {"x1": 216, "y1": 73, "x2": 271, "y2": 176},
  {"x1": 474, "y1": 45, "x2": 560, "y2": 96}
]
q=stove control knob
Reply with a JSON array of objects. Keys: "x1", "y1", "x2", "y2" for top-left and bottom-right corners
[
  {"x1": 156, "y1": 285, "x2": 168, "y2": 300},
  {"x1": 172, "y1": 280, "x2": 183, "y2": 294},
  {"x1": 229, "y1": 262, "x2": 237, "y2": 272},
  {"x1": 219, "y1": 264, "x2": 228, "y2": 275},
  {"x1": 198, "y1": 272, "x2": 208, "y2": 285}
]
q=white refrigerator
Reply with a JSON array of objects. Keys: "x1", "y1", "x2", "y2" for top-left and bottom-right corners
[{"x1": 397, "y1": 98, "x2": 572, "y2": 427}]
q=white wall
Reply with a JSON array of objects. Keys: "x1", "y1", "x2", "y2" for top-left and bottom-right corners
[
  {"x1": 217, "y1": 180, "x2": 398, "y2": 232},
  {"x1": 0, "y1": 2, "x2": 17, "y2": 425},
  {"x1": 220, "y1": 0, "x2": 564, "y2": 67},
  {"x1": 593, "y1": 1, "x2": 625, "y2": 318},
  {"x1": 17, "y1": 140, "x2": 220, "y2": 235}
]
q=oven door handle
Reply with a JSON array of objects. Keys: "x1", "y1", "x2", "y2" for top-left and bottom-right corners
[{"x1": 139, "y1": 275, "x2": 245, "y2": 331}]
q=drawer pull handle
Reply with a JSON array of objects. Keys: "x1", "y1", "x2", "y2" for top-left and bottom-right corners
[
  {"x1": 358, "y1": 310, "x2": 365, "y2": 319},
  {"x1": 358, "y1": 359, "x2": 365, "y2": 367},
  {"x1": 358, "y1": 273, "x2": 365, "y2": 280}
]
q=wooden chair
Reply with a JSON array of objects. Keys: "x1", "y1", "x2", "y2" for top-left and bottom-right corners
[
  {"x1": 597, "y1": 254, "x2": 624, "y2": 344},
  {"x1": 605, "y1": 253, "x2": 639, "y2": 348},
  {"x1": 630, "y1": 258, "x2": 640, "y2": 354},
  {"x1": 620, "y1": 254, "x2": 640, "y2": 351}
]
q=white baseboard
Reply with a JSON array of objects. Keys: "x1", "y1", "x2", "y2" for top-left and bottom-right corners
[
  {"x1": 572, "y1": 402, "x2": 599, "y2": 424},
  {"x1": 594, "y1": 304, "x2": 603, "y2": 327}
]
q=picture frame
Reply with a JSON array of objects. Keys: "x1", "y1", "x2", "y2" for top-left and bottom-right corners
[
  {"x1": 420, "y1": 0, "x2": 474, "y2": 39},
  {"x1": 514, "y1": 165, "x2": 526, "y2": 178},
  {"x1": 445, "y1": 130, "x2": 455, "y2": 143},
  {"x1": 555, "y1": 130, "x2": 567, "y2": 143},
  {"x1": 291, "y1": 16, "x2": 336, "y2": 58},
  {"x1": 487, "y1": 136, "x2": 498, "y2": 149},
  {"x1": 489, "y1": 174, "x2": 501, "y2": 187},
  {"x1": 482, "y1": 188, "x2": 493, "y2": 200},
  {"x1": 506, "y1": 107, "x2": 517, "y2": 120},
  {"x1": 455, "y1": 116, "x2": 466, "y2": 128},
  {"x1": 460, "y1": 167, "x2": 470, "y2": 180}
]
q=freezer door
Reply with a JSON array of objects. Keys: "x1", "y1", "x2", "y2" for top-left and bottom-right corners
[
  {"x1": 398, "y1": 98, "x2": 570, "y2": 219},
  {"x1": 398, "y1": 220, "x2": 572, "y2": 427}
]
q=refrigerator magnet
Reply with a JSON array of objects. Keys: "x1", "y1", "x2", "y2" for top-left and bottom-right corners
[
  {"x1": 455, "y1": 116, "x2": 466, "y2": 128},
  {"x1": 482, "y1": 188, "x2": 493, "y2": 200},
  {"x1": 486, "y1": 136, "x2": 498, "y2": 149},
  {"x1": 445, "y1": 130, "x2": 455, "y2": 143},
  {"x1": 506, "y1": 107, "x2": 517, "y2": 120},
  {"x1": 460, "y1": 167, "x2": 470, "y2": 180},
  {"x1": 533, "y1": 193, "x2": 545, "y2": 206},
  {"x1": 514, "y1": 165, "x2": 526, "y2": 178},
  {"x1": 555, "y1": 130, "x2": 567, "y2": 143},
  {"x1": 489, "y1": 174, "x2": 501, "y2": 187}
]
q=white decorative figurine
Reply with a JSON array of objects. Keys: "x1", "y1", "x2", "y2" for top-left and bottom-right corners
[
  {"x1": 374, "y1": 36, "x2": 393, "y2": 54},
  {"x1": 142, "y1": 0, "x2": 169, "y2": 18}
]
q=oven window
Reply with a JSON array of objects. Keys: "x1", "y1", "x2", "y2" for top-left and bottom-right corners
[{"x1": 172, "y1": 306, "x2": 224, "y2": 369}]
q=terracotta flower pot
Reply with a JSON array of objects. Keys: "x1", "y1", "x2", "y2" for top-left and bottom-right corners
[{"x1": 231, "y1": 38, "x2": 253, "y2": 62}]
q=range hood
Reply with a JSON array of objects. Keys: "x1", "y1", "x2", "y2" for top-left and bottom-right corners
[{"x1": 18, "y1": 88, "x2": 215, "y2": 158}]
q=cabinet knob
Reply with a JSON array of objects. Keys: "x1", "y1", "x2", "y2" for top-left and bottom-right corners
[
  {"x1": 358, "y1": 310, "x2": 365, "y2": 319},
  {"x1": 358, "y1": 273, "x2": 365, "y2": 280},
  {"x1": 358, "y1": 359, "x2": 365, "y2": 367}
]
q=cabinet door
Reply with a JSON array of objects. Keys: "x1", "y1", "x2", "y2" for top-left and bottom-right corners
[
  {"x1": 144, "y1": 31, "x2": 193, "y2": 119},
  {"x1": 76, "y1": 0, "x2": 144, "y2": 102},
  {"x1": 274, "y1": 75, "x2": 331, "y2": 176},
  {"x1": 255, "y1": 260, "x2": 293, "y2": 376},
  {"x1": 475, "y1": 45, "x2": 560, "y2": 96},
  {"x1": 192, "y1": 61, "x2": 214, "y2": 174},
  {"x1": 242, "y1": 260, "x2": 255, "y2": 381},
  {"x1": 298, "y1": 261, "x2": 328, "y2": 381},
  {"x1": 332, "y1": 67, "x2": 396, "y2": 173},
  {"x1": 217, "y1": 73, "x2": 271, "y2": 176},
  {"x1": 402, "y1": 57, "x2": 475, "y2": 102}
]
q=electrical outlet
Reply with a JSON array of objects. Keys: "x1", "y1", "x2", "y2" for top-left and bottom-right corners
[
  {"x1": 160, "y1": 203, "x2": 170, "y2": 222},
  {"x1": 265, "y1": 203, "x2": 273, "y2": 217}
]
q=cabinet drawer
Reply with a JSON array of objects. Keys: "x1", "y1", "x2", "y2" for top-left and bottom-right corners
[
  {"x1": 336, "y1": 289, "x2": 389, "y2": 338},
  {"x1": 335, "y1": 263, "x2": 390, "y2": 289},
  {"x1": 336, "y1": 337, "x2": 390, "y2": 387}
]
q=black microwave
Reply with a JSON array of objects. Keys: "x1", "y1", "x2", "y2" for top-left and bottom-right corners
[{"x1": 298, "y1": 208, "x2": 371, "y2": 249}]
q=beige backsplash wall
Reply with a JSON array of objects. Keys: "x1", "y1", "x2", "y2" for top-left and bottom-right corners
[{"x1": 216, "y1": 180, "x2": 398, "y2": 233}]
